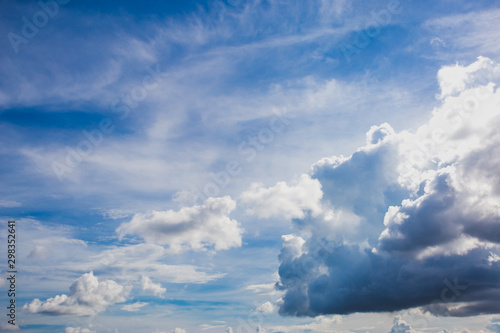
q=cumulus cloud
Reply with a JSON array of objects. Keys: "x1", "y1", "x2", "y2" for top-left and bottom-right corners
[
  {"x1": 389, "y1": 316, "x2": 415, "y2": 333},
  {"x1": 117, "y1": 196, "x2": 243, "y2": 252},
  {"x1": 256, "y1": 301, "x2": 275, "y2": 313},
  {"x1": 273, "y1": 57, "x2": 500, "y2": 317},
  {"x1": 240, "y1": 174, "x2": 323, "y2": 219},
  {"x1": 141, "y1": 275, "x2": 166, "y2": 297},
  {"x1": 23, "y1": 272, "x2": 129, "y2": 316}
]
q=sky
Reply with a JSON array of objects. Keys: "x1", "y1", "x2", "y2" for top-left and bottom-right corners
[{"x1": 1, "y1": 0, "x2": 500, "y2": 332}]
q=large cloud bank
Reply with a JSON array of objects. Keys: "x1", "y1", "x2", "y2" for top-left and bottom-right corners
[{"x1": 253, "y1": 57, "x2": 500, "y2": 317}]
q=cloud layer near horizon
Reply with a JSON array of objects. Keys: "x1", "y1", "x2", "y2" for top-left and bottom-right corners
[{"x1": 243, "y1": 56, "x2": 500, "y2": 317}]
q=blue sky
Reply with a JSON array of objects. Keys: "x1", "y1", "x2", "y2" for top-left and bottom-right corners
[{"x1": 1, "y1": 0, "x2": 500, "y2": 332}]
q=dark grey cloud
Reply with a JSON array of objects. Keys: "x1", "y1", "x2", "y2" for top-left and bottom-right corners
[{"x1": 275, "y1": 58, "x2": 500, "y2": 318}]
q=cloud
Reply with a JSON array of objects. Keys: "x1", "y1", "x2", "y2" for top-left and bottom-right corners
[
  {"x1": 0, "y1": 323, "x2": 20, "y2": 330},
  {"x1": 23, "y1": 272, "x2": 129, "y2": 316},
  {"x1": 246, "y1": 283, "x2": 278, "y2": 296},
  {"x1": 241, "y1": 174, "x2": 323, "y2": 219},
  {"x1": 0, "y1": 200, "x2": 21, "y2": 207},
  {"x1": 269, "y1": 315, "x2": 342, "y2": 332},
  {"x1": 436, "y1": 56, "x2": 500, "y2": 99},
  {"x1": 141, "y1": 276, "x2": 166, "y2": 297},
  {"x1": 487, "y1": 318, "x2": 500, "y2": 333},
  {"x1": 64, "y1": 328, "x2": 96, "y2": 333},
  {"x1": 389, "y1": 316, "x2": 415, "y2": 333},
  {"x1": 273, "y1": 57, "x2": 500, "y2": 317},
  {"x1": 117, "y1": 196, "x2": 243, "y2": 252},
  {"x1": 256, "y1": 301, "x2": 275, "y2": 314},
  {"x1": 121, "y1": 302, "x2": 149, "y2": 312},
  {"x1": 76, "y1": 243, "x2": 224, "y2": 284},
  {"x1": 173, "y1": 328, "x2": 186, "y2": 333}
]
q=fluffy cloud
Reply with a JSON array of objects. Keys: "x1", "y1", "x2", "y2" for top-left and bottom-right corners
[
  {"x1": 23, "y1": 272, "x2": 129, "y2": 316},
  {"x1": 117, "y1": 196, "x2": 243, "y2": 252},
  {"x1": 141, "y1": 276, "x2": 166, "y2": 297},
  {"x1": 389, "y1": 316, "x2": 415, "y2": 333},
  {"x1": 241, "y1": 174, "x2": 323, "y2": 219},
  {"x1": 273, "y1": 57, "x2": 500, "y2": 317},
  {"x1": 256, "y1": 301, "x2": 275, "y2": 313}
]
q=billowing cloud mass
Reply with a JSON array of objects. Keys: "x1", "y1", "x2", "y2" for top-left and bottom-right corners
[
  {"x1": 269, "y1": 57, "x2": 500, "y2": 317},
  {"x1": 23, "y1": 272, "x2": 129, "y2": 316},
  {"x1": 117, "y1": 196, "x2": 243, "y2": 252}
]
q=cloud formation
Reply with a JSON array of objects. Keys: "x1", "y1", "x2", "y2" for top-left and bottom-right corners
[
  {"x1": 241, "y1": 174, "x2": 323, "y2": 219},
  {"x1": 23, "y1": 272, "x2": 129, "y2": 316},
  {"x1": 65, "y1": 328, "x2": 96, "y2": 333},
  {"x1": 256, "y1": 301, "x2": 275, "y2": 314},
  {"x1": 141, "y1": 276, "x2": 166, "y2": 297},
  {"x1": 270, "y1": 57, "x2": 500, "y2": 317},
  {"x1": 121, "y1": 302, "x2": 149, "y2": 312},
  {"x1": 389, "y1": 316, "x2": 415, "y2": 333},
  {"x1": 117, "y1": 196, "x2": 243, "y2": 252}
]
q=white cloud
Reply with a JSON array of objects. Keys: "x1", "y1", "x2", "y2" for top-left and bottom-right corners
[
  {"x1": 117, "y1": 196, "x2": 243, "y2": 252},
  {"x1": 0, "y1": 323, "x2": 20, "y2": 330},
  {"x1": 241, "y1": 174, "x2": 323, "y2": 219},
  {"x1": 436, "y1": 56, "x2": 500, "y2": 99},
  {"x1": 0, "y1": 200, "x2": 21, "y2": 207},
  {"x1": 245, "y1": 283, "x2": 277, "y2": 296},
  {"x1": 121, "y1": 301, "x2": 148, "y2": 312},
  {"x1": 23, "y1": 272, "x2": 129, "y2": 316},
  {"x1": 173, "y1": 328, "x2": 186, "y2": 333},
  {"x1": 425, "y1": 9, "x2": 500, "y2": 58},
  {"x1": 256, "y1": 301, "x2": 275, "y2": 314},
  {"x1": 65, "y1": 328, "x2": 96, "y2": 333},
  {"x1": 389, "y1": 316, "x2": 416, "y2": 333},
  {"x1": 141, "y1": 276, "x2": 166, "y2": 297},
  {"x1": 269, "y1": 315, "x2": 342, "y2": 332},
  {"x1": 75, "y1": 243, "x2": 224, "y2": 284}
]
